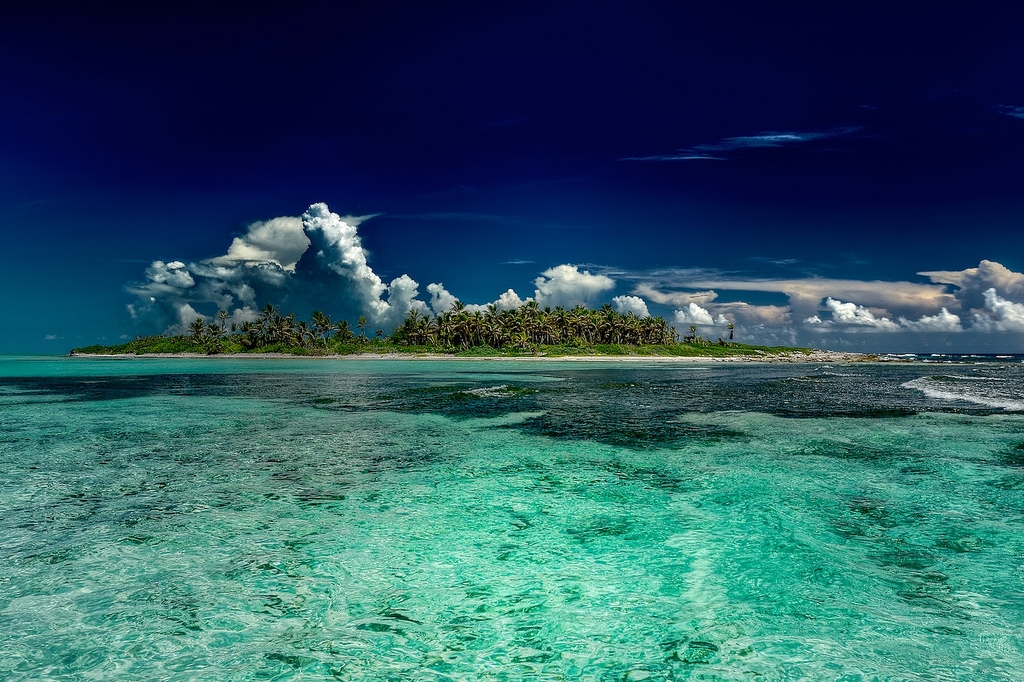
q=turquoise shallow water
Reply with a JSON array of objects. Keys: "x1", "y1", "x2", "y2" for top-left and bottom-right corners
[{"x1": 2, "y1": 357, "x2": 1024, "y2": 680}]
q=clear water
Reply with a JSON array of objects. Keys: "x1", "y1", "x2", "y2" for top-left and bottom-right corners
[{"x1": 2, "y1": 356, "x2": 1024, "y2": 680}]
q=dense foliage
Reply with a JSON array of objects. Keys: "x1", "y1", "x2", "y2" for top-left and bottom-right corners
[
  {"x1": 390, "y1": 301, "x2": 677, "y2": 349},
  {"x1": 72, "y1": 303, "x2": 801, "y2": 357}
]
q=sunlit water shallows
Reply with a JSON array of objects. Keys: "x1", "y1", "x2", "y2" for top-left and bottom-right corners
[{"x1": 3, "y1": 356, "x2": 1024, "y2": 680}]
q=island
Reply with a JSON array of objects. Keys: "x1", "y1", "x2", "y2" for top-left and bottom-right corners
[{"x1": 71, "y1": 303, "x2": 869, "y2": 362}]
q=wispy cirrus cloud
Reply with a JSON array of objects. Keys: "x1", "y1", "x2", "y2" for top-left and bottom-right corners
[
  {"x1": 993, "y1": 105, "x2": 1024, "y2": 120},
  {"x1": 696, "y1": 127, "x2": 862, "y2": 152},
  {"x1": 633, "y1": 283, "x2": 718, "y2": 307},
  {"x1": 747, "y1": 256, "x2": 800, "y2": 267},
  {"x1": 622, "y1": 126, "x2": 863, "y2": 162}
]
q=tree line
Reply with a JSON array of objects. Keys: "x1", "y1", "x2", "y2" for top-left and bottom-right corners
[
  {"x1": 390, "y1": 301, "x2": 678, "y2": 349},
  {"x1": 187, "y1": 304, "x2": 377, "y2": 351},
  {"x1": 179, "y1": 301, "x2": 735, "y2": 352}
]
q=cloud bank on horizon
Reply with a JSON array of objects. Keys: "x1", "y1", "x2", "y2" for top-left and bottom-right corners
[{"x1": 126, "y1": 203, "x2": 1024, "y2": 349}]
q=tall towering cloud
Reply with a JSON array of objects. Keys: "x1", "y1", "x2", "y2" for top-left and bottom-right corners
[
  {"x1": 297, "y1": 203, "x2": 389, "y2": 319},
  {"x1": 921, "y1": 260, "x2": 1024, "y2": 313},
  {"x1": 126, "y1": 203, "x2": 431, "y2": 333},
  {"x1": 294, "y1": 203, "x2": 429, "y2": 328}
]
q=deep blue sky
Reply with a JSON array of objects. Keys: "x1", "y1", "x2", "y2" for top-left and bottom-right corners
[{"x1": 3, "y1": 3, "x2": 1024, "y2": 353}]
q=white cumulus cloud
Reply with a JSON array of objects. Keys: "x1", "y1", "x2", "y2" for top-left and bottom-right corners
[
  {"x1": 807, "y1": 299, "x2": 963, "y2": 333},
  {"x1": 898, "y1": 308, "x2": 962, "y2": 332},
  {"x1": 126, "y1": 202, "x2": 432, "y2": 334},
  {"x1": 611, "y1": 295, "x2": 650, "y2": 317},
  {"x1": 639, "y1": 274, "x2": 954, "y2": 323},
  {"x1": 426, "y1": 282, "x2": 460, "y2": 316},
  {"x1": 296, "y1": 203, "x2": 428, "y2": 328},
  {"x1": 673, "y1": 303, "x2": 715, "y2": 326},
  {"x1": 826, "y1": 298, "x2": 899, "y2": 330},
  {"x1": 212, "y1": 216, "x2": 310, "y2": 271},
  {"x1": 425, "y1": 283, "x2": 531, "y2": 315},
  {"x1": 805, "y1": 298, "x2": 899, "y2": 331},
  {"x1": 973, "y1": 288, "x2": 1024, "y2": 331},
  {"x1": 300, "y1": 203, "x2": 390, "y2": 318},
  {"x1": 494, "y1": 288, "x2": 528, "y2": 311},
  {"x1": 123, "y1": 205, "x2": 1022, "y2": 347},
  {"x1": 920, "y1": 259, "x2": 1024, "y2": 313},
  {"x1": 533, "y1": 265, "x2": 615, "y2": 308},
  {"x1": 381, "y1": 275, "x2": 427, "y2": 327},
  {"x1": 144, "y1": 260, "x2": 194, "y2": 290}
]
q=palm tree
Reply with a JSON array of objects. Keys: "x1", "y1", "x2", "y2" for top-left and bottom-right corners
[
  {"x1": 217, "y1": 309, "x2": 229, "y2": 331},
  {"x1": 311, "y1": 311, "x2": 333, "y2": 347},
  {"x1": 188, "y1": 317, "x2": 206, "y2": 342},
  {"x1": 385, "y1": 303, "x2": 677, "y2": 351},
  {"x1": 295, "y1": 321, "x2": 316, "y2": 348},
  {"x1": 238, "y1": 320, "x2": 260, "y2": 349},
  {"x1": 335, "y1": 319, "x2": 354, "y2": 343},
  {"x1": 258, "y1": 303, "x2": 278, "y2": 325},
  {"x1": 356, "y1": 315, "x2": 369, "y2": 342}
]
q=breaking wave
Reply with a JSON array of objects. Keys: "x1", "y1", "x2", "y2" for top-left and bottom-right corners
[{"x1": 902, "y1": 375, "x2": 1024, "y2": 411}]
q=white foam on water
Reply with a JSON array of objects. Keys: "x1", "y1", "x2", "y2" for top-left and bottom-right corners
[
  {"x1": 902, "y1": 377, "x2": 1024, "y2": 411},
  {"x1": 463, "y1": 384, "x2": 513, "y2": 398}
]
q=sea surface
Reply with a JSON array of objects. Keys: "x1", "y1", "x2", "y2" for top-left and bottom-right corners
[{"x1": 2, "y1": 355, "x2": 1024, "y2": 681}]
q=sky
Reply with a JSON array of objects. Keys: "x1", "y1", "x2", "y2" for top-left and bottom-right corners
[{"x1": 3, "y1": 2, "x2": 1024, "y2": 354}]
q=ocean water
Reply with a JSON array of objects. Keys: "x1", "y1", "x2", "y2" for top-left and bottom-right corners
[{"x1": 2, "y1": 356, "x2": 1023, "y2": 681}]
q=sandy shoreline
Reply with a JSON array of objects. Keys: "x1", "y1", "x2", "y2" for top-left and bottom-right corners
[{"x1": 70, "y1": 350, "x2": 870, "y2": 363}]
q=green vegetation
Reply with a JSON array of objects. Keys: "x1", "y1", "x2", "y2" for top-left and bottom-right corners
[{"x1": 71, "y1": 302, "x2": 810, "y2": 358}]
